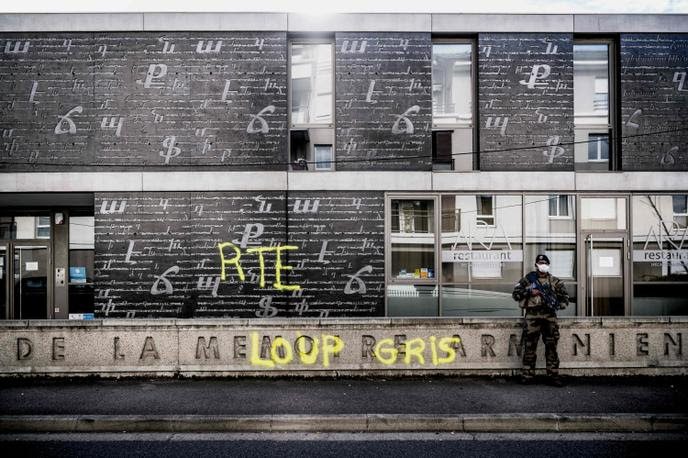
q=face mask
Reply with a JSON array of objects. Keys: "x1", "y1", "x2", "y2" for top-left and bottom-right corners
[{"x1": 537, "y1": 264, "x2": 550, "y2": 273}]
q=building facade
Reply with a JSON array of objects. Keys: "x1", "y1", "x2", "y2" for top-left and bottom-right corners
[{"x1": 1, "y1": 12, "x2": 687, "y2": 322}]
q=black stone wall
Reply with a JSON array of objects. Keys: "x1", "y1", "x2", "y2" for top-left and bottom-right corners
[
  {"x1": 620, "y1": 34, "x2": 688, "y2": 170},
  {"x1": 478, "y1": 33, "x2": 574, "y2": 170},
  {"x1": 94, "y1": 191, "x2": 384, "y2": 318},
  {"x1": 286, "y1": 192, "x2": 385, "y2": 317},
  {"x1": 0, "y1": 32, "x2": 287, "y2": 171},
  {"x1": 335, "y1": 32, "x2": 432, "y2": 171}
]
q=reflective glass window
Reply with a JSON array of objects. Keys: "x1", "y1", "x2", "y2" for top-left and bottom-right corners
[
  {"x1": 290, "y1": 43, "x2": 333, "y2": 126},
  {"x1": 440, "y1": 195, "x2": 522, "y2": 316},
  {"x1": 390, "y1": 199, "x2": 435, "y2": 280},
  {"x1": 574, "y1": 43, "x2": 611, "y2": 171},
  {"x1": 432, "y1": 42, "x2": 474, "y2": 171},
  {"x1": 632, "y1": 196, "x2": 688, "y2": 315}
]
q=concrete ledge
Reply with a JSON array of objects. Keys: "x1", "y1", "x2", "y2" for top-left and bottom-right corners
[
  {"x1": 2, "y1": 173, "x2": 143, "y2": 193},
  {"x1": 1, "y1": 414, "x2": 685, "y2": 433},
  {"x1": 141, "y1": 171, "x2": 287, "y2": 191},
  {"x1": 288, "y1": 13, "x2": 431, "y2": 32},
  {"x1": 432, "y1": 171, "x2": 576, "y2": 191},
  {"x1": 143, "y1": 13, "x2": 288, "y2": 31},
  {"x1": 574, "y1": 14, "x2": 688, "y2": 33},
  {"x1": 0, "y1": 13, "x2": 143, "y2": 32},
  {"x1": 2, "y1": 13, "x2": 686, "y2": 33},
  {"x1": 288, "y1": 171, "x2": 431, "y2": 191},
  {"x1": 4, "y1": 171, "x2": 685, "y2": 193},
  {"x1": 432, "y1": 14, "x2": 574, "y2": 33},
  {"x1": 575, "y1": 172, "x2": 688, "y2": 192},
  {"x1": 0, "y1": 318, "x2": 685, "y2": 377}
]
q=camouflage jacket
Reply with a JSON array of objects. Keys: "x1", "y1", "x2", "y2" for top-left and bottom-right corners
[{"x1": 512, "y1": 272, "x2": 569, "y2": 314}]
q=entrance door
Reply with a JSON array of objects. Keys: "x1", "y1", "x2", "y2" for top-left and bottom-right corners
[
  {"x1": 0, "y1": 245, "x2": 7, "y2": 319},
  {"x1": 582, "y1": 233, "x2": 629, "y2": 316},
  {"x1": 13, "y1": 244, "x2": 49, "y2": 319}
]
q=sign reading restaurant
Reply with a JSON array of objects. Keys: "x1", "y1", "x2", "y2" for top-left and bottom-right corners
[
  {"x1": 442, "y1": 250, "x2": 523, "y2": 263},
  {"x1": 633, "y1": 250, "x2": 688, "y2": 262}
]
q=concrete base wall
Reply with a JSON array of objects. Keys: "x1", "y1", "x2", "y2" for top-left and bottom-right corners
[{"x1": 0, "y1": 318, "x2": 686, "y2": 377}]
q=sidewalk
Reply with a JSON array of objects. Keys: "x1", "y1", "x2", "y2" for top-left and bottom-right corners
[{"x1": 1, "y1": 376, "x2": 687, "y2": 433}]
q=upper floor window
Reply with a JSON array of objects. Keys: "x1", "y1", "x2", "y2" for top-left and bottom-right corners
[
  {"x1": 289, "y1": 40, "x2": 335, "y2": 172},
  {"x1": 432, "y1": 41, "x2": 475, "y2": 171},
  {"x1": 574, "y1": 40, "x2": 615, "y2": 171},
  {"x1": 549, "y1": 195, "x2": 571, "y2": 219},
  {"x1": 588, "y1": 133, "x2": 610, "y2": 162},
  {"x1": 476, "y1": 195, "x2": 495, "y2": 227},
  {"x1": 35, "y1": 216, "x2": 51, "y2": 239},
  {"x1": 673, "y1": 195, "x2": 688, "y2": 227},
  {"x1": 289, "y1": 42, "x2": 333, "y2": 127}
]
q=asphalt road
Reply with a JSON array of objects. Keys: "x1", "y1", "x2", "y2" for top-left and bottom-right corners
[
  {"x1": 1, "y1": 433, "x2": 686, "y2": 458},
  {"x1": 1, "y1": 376, "x2": 686, "y2": 416}
]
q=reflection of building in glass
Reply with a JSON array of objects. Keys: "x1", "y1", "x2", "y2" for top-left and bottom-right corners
[
  {"x1": 632, "y1": 196, "x2": 688, "y2": 316},
  {"x1": 574, "y1": 43, "x2": 611, "y2": 171},
  {"x1": 432, "y1": 42, "x2": 474, "y2": 171}
]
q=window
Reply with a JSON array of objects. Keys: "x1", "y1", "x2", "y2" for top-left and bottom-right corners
[
  {"x1": 476, "y1": 195, "x2": 495, "y2": 227},
  {"x1": 0, "y1": 215, "x2": 51, "y2": 240},
  {"x1": 581, "y1": 197, "x2": 626, "y2": 230},
  {"x1": 548, "y1": 195, "x2": 571, "y2": 219},
  {"x1": 388, "y1": 199, "x2": 438, "y2": 316},
  {"x1": 587, "y1": 134, "x2": 609, "y2": 162},
  {"x1": 432, "y1": 41, "x2": 474, "y2": 171},
  {"x1": 574, "y1": 41, "x2": 614, "y2": 171},
  {"x1": 35, "y1": 216, "x2": 50, "y2": 239},
  {"x1": 632, "y1": 196, "x2": 688, "y2": 316},
  {"x1": 289, "y1": 40, "x2": 335, "y2": 172},
  {"x1": 314, "y1": 145, "x2": 333, "y2": 171},
  {"x1": 526, "y1": 195, "x2": 577, "y2": 315},
  {"x1": 68, "y1": 213, "x2": 94, "y2": 315},
  {"x1": 290, "y1": 42, "x2": 333, "y2": 126},
  {"x1": 594, "y1": 77, "x2": 609, "y2": 112},
  {"x1": 440, "y1": 195, "x2": 522, "y2": 316},
  {"x1": 673, "y1": 195, "x2": 688, "y2": 227}
]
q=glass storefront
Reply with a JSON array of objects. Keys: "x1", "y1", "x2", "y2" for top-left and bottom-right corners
[
  {"x1": 387, "y1": 193, "x2": 688, "y2": 318},
  {"x1": 388, "y1": 198, "x2": 438, "y2": 316},
  {"x1": 0, "y1": 209, "x2": 94, "y2": 319},
  {"x1": 632, "y1": 195, "x2": 688, "y2": 315},
  {"x1": 440, "y1": 194, "x2": 522, "y2": 316}
]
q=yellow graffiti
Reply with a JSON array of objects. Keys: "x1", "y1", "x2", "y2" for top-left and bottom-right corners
[
  {"x1": 321, "y1": 334, "x2": 344, "y2": 368},
  {"x1": 246, "y1": 245, "x2": 300, "y2": 291},
  {"x1": 218, "y1": 242, "x2": 301, "y2": 291},
  {"x1": 373, "y1": 336, "x2": 462, "y2": 366},
  {"x1": 270, "y1": 336, "x2": 293, "y2": 365},
  {"x1": 218, "y1": 242, "x2": 245, "y2": 282},
  {"x1": 295, "y1": 334, "x2": 319, "y2": 365},
  {"x1": 437, "y1": 336, "x2": 461, "y2": 364},
  {"x1": 374, "y1": 338, "x2": 398, "y2": 365},
  {"x1": 273, "y1": 245, "x2": 300, "y2": 291},
  {"x1": 248, "y1": 332, "x2": 343, "y2": 367},
  {"x1": 249, "y1": 332, "x2": 274, "y2": 368},
  {"x1": 404, "y1": 337, "x2": 426, "y2": 365}
]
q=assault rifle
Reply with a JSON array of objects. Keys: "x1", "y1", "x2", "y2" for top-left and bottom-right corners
[{"x1": 525, "y1": 272, "x2": 560, "y2": 313}]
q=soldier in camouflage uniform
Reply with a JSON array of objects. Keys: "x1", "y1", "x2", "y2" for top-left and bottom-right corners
[{"x1": 512, "y1": 254, "x2": 569, "y2": 387}]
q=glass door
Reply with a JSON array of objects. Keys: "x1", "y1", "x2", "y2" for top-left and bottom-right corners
[
  {"x1": 0, "y1": 246, "x2": 7, "y2": 319},
  {"x1": 583, "y1": 233, "x2": 628, "y2": 316},
  {"x1": 13, "y1": 244, "x2": 49, "y2": 319}
]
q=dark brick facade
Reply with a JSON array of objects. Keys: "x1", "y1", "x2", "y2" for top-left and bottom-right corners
[
  {"x1": 478, "y1": 33, "x2": 574, "y2": 171},
  {"x1": 0, "y1": 32, "x2": 287, "y2": 171},
  {"x1": 94, "y1": 191, "x2": 384, "y2": 318},
  {"x1": 335, "y1": 32, "x2": 432, "y2": 171},
  {"x1": 620, "y1": 34, "x2": 688, "y2": 170}
]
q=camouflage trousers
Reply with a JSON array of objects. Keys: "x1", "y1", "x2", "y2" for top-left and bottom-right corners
[{"x1": 521, "y1": 315, "x2": 560, "y2": 377}]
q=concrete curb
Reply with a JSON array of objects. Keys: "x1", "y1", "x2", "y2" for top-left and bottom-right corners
[{"x1": 0, "y1": 414, "x2": 686, "y2": 433}]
